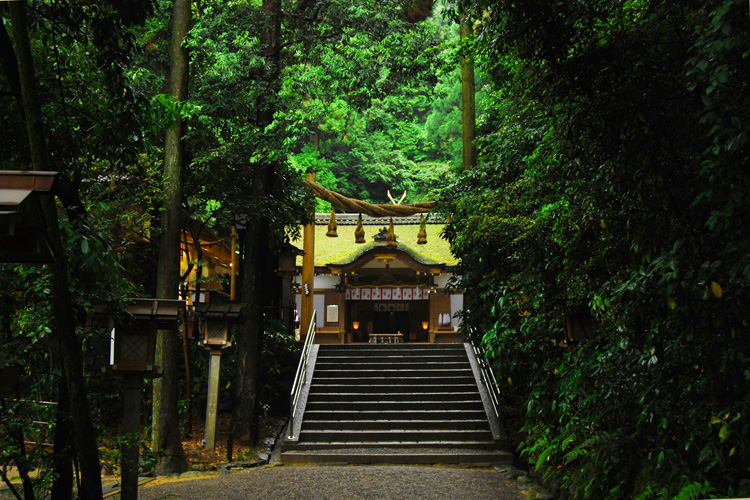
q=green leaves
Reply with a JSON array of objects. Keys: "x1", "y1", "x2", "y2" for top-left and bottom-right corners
[{"x1": 444, "y1": 0, "x2": 750, "y2": 498}]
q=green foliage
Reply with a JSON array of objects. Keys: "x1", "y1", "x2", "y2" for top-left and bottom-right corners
[
  {"x1": 282, "y1": 0, "x2": 459, "y2": 204},
  {"x1": 444, "y1": 0, "x2": 750, "y2": 498}
]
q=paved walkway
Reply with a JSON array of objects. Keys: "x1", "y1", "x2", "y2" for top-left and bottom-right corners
[{"x1": 137, "y1": 465, "x2": 525, "y2": 500}]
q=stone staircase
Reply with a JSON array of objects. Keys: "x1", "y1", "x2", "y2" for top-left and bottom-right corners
[{"x1": 281, "y1": 343, "x2": 513, "y2": 465}]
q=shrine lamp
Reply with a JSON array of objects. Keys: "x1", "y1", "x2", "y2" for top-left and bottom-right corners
[
  {"x1": 0, "y1": 171, "x2": 56, "y2": 263},
  {"x1": 191, "y1": 303, "x2": 245, "y2": 349},
  {"x1": 278, "y1": 244, "x2": 300, "y2": 276},
  {"x1": 109, "y1": 298, "x2": 185, "y2": 376}
]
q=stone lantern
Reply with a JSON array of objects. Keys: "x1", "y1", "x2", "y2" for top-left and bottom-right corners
[
  {"x1": 277, "y1": 243, "x2": 303, "y2": 334},
  {"x1": 191, "y1": 302, "x2": 245, "y2": 449}
]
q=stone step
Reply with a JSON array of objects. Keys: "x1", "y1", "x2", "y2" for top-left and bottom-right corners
[
  {"x1": 282, "y1": 342, "x2": 509, "y2": 466},
  {"x1": 312, "y1": 375, "x2": 477, "y2": 386},
  {"x1": 302, "y1": 409, "x2": 489, "y2": 421},
  {"x1": 304, "y1": 400, "x2": 484, "y2": 411},
  {"x1": 285, "y1": 441, "x2": 499, "y2": 451},
  {"x1": 297, "y1": 429, "x2": 494, "y2": 443},
  {"x1": 313, "y1": 368, "x2": 473, "y2": 378},
  {"x1": 302, "y1": 419, "x2": 491, "y2": 431},
  {"x1": 308, "y1": 392, "x2": 480, "y2": 403},
  {"x1": 316, "y1": 350, "x2": 466, "y2": 357},
  {"x1": 309, "y1": 383, "x2": 477, "y2": 394},
  {"x1": 314, "y1": 361, "x2": 469, "y2": 370},
  {"x1": 316, "y1": 353, "x2": 468, "y2": 361},
  {"x1": 280, "y1": 449, "x2": 514, "y2": 466},
  {"x1": 319, "y1": 344, "x2": 465, "y2": 350}
]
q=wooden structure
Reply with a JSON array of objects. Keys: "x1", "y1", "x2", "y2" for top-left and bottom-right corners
[
  {"x1": 292, "y1": 213, "x2": 463, "y2": 344},
  {"x1": 191, "y1": 303, "x2": 245, "y2": 450},
  {"x1": 105, "y1": 298, "x2": 185, "y2": 500},
  {"x1": 0, "y1": 170, "x2": 57, "y2": 263}
]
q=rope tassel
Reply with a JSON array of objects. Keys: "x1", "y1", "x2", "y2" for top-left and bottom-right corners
[
  {"x1": 417, "y1": 214, "x2": 427, "y2": 245},
  {"x1": 326, "y1": 207, "x2": 338, "y2": 237},
  {"x1": 355, "y1": 214, "x2": 365, "y2": 244}
]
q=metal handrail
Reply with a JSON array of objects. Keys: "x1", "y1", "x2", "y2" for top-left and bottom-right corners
[
  {"x1": 469, "y1": 333, "x2": 502, "y2": 419},
  {"x1": 288, "y1": 309, "x2": 316, "y2": 439}
]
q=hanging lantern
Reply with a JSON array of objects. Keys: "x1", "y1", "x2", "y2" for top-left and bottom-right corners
[
  {"x1": 386, "y1": 218, "x2": 397, "y2": 247},
  {"x1": 417, "y1": 214, "x2": 427, "y2": 245},
  {"x1": 326, "y1": 207, "x2": 338, "y2": 237},
  {"x1": 355, "y1": 213, "x2": 365, "y2": 244}
]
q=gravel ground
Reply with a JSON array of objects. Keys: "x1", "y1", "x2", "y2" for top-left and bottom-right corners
[{"x1": 137, "y1": 465, "x2": 525, "y2": 500}]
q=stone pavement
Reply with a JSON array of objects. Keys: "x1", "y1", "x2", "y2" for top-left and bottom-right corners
[{"x1": 136, "y1": 465, "x2": 532, "y2": 500}]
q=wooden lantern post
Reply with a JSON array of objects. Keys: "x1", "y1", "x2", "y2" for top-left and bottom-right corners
[
  {"x1": 107, "y1": 298, "x2": 185, "y2": 500},
  {"x1": 0, "y1": 171, "x2": 57, "y2": 391},
  {"x1": 191, "y1": 303, "x2": 245, "y2": 450}
]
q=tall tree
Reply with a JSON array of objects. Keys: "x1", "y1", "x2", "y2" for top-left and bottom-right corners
[
  {"x1": 152, "y1": 0, "x2": 191, "y2": 474},
  {"x1": 7, "y1": 2, "x2": 102, "y2": 498},
  {"x1": 459, "y1": 3, "x2": 476, "y2": 170},
  {"x1": 231, "y1": 0, "x2": 283, "y2": 446}
]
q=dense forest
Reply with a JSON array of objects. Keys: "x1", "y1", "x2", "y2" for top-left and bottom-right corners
[
  {"x1": 443, "y1": 1, "x2": 750, "y2": 499},
  {"x1": 1, "y1": 0, "x2": 749, "y2": 499}
]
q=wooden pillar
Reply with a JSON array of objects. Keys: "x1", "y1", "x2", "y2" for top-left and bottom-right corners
[
  {"x1": 203, "y1": 350, "x2": 222, "y2": 450},
  {"x1": 339, "y1": 281, "x2": 347, "y2": 343},
  {"x1": 230, "y1": 226, "x2": 237, "y2": 301},
  {"x1": 121, "y1": 374, "x2": 142, "y2": 500},
  {"x1": 301, "y1": 170, "x2": 316, "y2": 337}
]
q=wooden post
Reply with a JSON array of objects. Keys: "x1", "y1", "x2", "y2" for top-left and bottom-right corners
[
  {"x1": 230, "y1": 226, "x2": 237, "y2": 301},
  {"x1": 301, "y1": 170, "x2": 316, "y2": 337},
  {"x1": 204, "y1": 350, "x2": 222, "y2": 450},
  {"x1": 121, "y1": 374, "x2": 142, "y2": 500}
]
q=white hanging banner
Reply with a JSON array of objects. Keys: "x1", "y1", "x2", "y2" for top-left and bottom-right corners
[{"x1": 372, "y1": 288, "x2": 381, "y2": 300}]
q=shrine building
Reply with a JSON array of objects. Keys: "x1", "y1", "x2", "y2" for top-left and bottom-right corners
[{"x1": 292, "y1": 213, "x2": 463, "y2": 344}]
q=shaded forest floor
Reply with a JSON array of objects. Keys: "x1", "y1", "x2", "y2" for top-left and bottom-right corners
[{"x1": 99, "y1": 412, "x2": 286, "y2": 477}]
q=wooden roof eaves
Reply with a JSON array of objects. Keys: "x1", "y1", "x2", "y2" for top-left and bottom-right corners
[{"x1": 326, "y1": 247, "x2": 445, "y2": 275}]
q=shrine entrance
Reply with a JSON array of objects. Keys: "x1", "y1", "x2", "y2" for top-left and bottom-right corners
[
  {"x1": 295, "y1": 172, "x2": 462, "y2": 344},
  {"x1": 348, "y1": 297, "x2": 431, "y2": 342}
]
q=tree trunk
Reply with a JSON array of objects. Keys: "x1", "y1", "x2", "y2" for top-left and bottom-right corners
[
  {"x1": 8, "y1": 3, "x2": 103, "y2": 499},
  {"x1": 460, "y1": 8, "x2": 477, "y2": 171},
  {"x1": 231, "y1": 0, "x2": 282, "y2": 445},
  {"x1": 152, "y1": 0, "x2": 191, "y2": 475}
]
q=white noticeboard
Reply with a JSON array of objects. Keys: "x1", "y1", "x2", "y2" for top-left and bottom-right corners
[{"x1": 326, "y1": 304, "x2": 339, "y2": 323}]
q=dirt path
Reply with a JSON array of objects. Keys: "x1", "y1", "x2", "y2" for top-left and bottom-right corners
[{"x1": 137, "y1": 465, "x2": 526, "y2": 500}]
